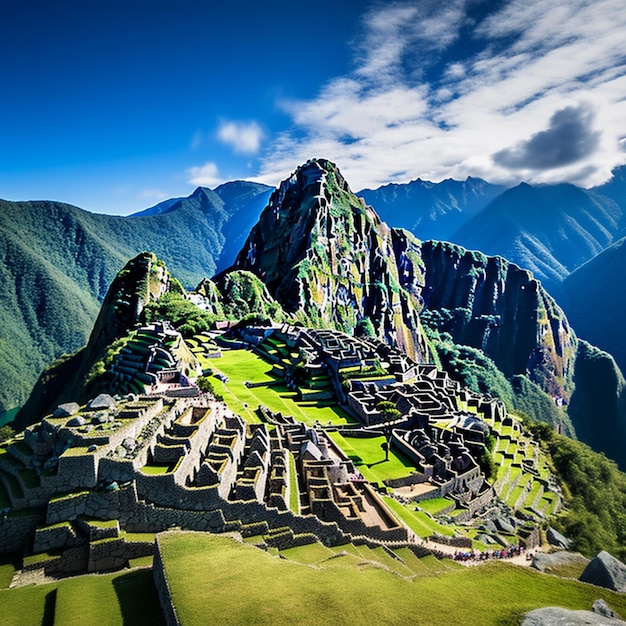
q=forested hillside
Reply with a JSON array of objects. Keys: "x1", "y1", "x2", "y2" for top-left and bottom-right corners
[{"x1": 0, "y1": 183, "x2": 272, "y2": 414}]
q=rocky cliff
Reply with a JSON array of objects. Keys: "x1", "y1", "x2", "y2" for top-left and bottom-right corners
[
  {"x1": 227, "y1": 159, "x2": 430, "y2": 361},
  {"x1": 420, "y1": 240, "x2": 577, "y2": 401}
]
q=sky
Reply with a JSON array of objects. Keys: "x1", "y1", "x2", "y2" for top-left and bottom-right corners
[{"x1": 1, "y1": 0, "x2": 626, "y2": 215}]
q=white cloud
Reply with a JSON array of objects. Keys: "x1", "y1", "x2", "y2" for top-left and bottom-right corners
[
  {"x1": 257, "y1": 0, "x2": 626, "y2": 190},
  {"x1": 217, "y1": 120, "x2": 264, "y2": 155},
  {"x1": 139, "y1": 188, "x2": 168, "y2": 200},
  {"x1": 186, "y1": 162, "x2": 222, "y2": 187}
]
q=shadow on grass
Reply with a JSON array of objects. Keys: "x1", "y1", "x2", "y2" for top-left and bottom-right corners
[
  {"x1": 42, "y1": 589, "x2": 57, "y2": 626},
  {"x1": 112, "y1": 569, "x2": 166, "y2": 626},
  {"x1": 366, "y1": 459, "x2": 389, "y2": 468}
]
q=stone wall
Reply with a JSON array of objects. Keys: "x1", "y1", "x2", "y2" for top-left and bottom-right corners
[{"x1": 153, "y1": 535, "x2": 182, "y2": 626}]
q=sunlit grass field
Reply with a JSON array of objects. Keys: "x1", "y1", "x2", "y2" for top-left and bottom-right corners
[
  {"x1": 211, "y1": 348, "x2": 356, "y2": 426},
  {"x1": 159, "y1": 532, "x2": 626, "y2": 626},
  {"x1": 0, "y1": 567, "x2": 163, "y2": 626}
]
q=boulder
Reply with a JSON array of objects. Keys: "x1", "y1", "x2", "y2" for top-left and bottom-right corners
[
  {"x1": 579, "y1": 551, "x2": 626, "y2": 592},
  {"x1": 87, "y1": 394, "x2": 116, "y2": 410},
  {"x1": 594, "y1": 600, "x2": 621, "y2": 620},
  {"x1": 480, "y1": 520, "x2": 497, "y2": 534},
  {"x1": 54, "y1": 402, "x2": 80, "y2": 418},
  {"x1": 494, "y1": 516, "x2": 516, "y2": 534},
  {"x1": 546, "y1": 527, "x2": 571, "y2": 550},
  {"x1": 91, "y1": 413, "x2": 109, "y2": 425},
  {"x1": 522, "y1": 606, "x2": 626, "y2": 625},
  {"x1": 531, "y1": 551, "x2": 589, "y2": 574}
]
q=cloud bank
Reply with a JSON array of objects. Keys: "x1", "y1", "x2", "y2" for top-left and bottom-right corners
[{"x1": 257, "y1": 0, "x2": 626, "y2": 190}]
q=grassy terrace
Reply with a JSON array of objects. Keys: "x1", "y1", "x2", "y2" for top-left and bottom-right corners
[
  {"x1": 327, "y1": 432, "x2": 415, "y2": 484},
  {"x1": 0, "y1": 567, "x2": 164, "y2": 626},
  {"x1": 417, "y1": 497, "x2": 455, "y2": 516},
  {"x1": 159, "y1": 532, "x2": 626, "y2": 626},
  {"x1": 383, "y1": 497, "x2": 455, "y2": 538},
  {"x1": 211, "y1": 348, "x2": 356, "y2": 427}
]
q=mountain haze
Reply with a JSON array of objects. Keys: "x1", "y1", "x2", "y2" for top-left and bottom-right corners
[{"x1": 562, "y1": 236, "x2": 626, "y2": 375}]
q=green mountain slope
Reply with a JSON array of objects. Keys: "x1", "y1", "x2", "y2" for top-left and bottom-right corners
[{"x1": 0, "y1": 183, "x2": 272, "y2": 413}]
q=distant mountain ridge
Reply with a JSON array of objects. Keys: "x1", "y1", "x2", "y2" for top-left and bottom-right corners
[
  {"x1": 449, "y1": 182, "x2": 624, "y2": 294},
  {"x1": 358, "y1": 176, "x2": 506, "y2": 242}
]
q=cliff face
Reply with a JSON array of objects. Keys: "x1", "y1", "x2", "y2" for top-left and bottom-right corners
[
  {"x1": 420, "y1": 240, "x2": 577, "y2": 400},
  {"x1": 228, "y1": 159, "x2": 429, "y2": 361},
  {"x1": 568, "y1": 341, "x2": 626, "y2": 468}
]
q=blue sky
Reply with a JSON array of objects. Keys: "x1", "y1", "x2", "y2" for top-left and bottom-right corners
[{"x1": 1, "y1": 0, "x2": 625, "y2": 215}]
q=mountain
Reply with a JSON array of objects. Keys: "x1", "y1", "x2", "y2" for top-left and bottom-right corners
[
  {"x1": 8, "y1": 159, "x2": 626, "y2": 467},
  {"x1": 0, "y1": 183, "x2": 272, "y2": 414},
  {"x1": 561, "y1": 236, "x2": 626, "y2": 375},
  {"x1": 14, "y1": 252, "x2": 173, "y2": 429},
  {"x1": 420, "y1": 240, "x2": 577, "y2": 402},
  {"x1": 358, "y1": 176, "x2": 506, "y2": 242},
  {"x1": 226, "y1": 159, "x2": 430, "y2": 361},
  {"x1": 592, "y1": 164, "x2": 626, "y2": 213},
  {"x1": 212, "y1": 181, "x2": 274, "y2": 273},
  {"x1": 130, "y1": 196, "x2": 184, "y2": 217},
  {"x1": 449, "y1": 182, "x2": 624, "y2": 295}
]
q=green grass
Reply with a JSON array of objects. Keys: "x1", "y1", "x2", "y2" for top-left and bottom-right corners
[
  {"x1": 0, "y1": 582, "x2": 56, "y2": 626},
  {"x1": 140, "y1": 463, "x2": 173, "y2": 475},
  {"x1": 280, "y1": 542, "x2": 334, "y2": 565},
  {"x1": 417, "y1": 498, "x2": 455, "y2": 516},
  {"x1": 159, "y1": 531, "x2": 626, "y2": 626},
  {"x1": 0, "y1": 568, "x2": 165, "y2": 626},
  {"x1": 0, "y1": 553, "x2": 18, "y2": 589},
  {"x1": 212, "y1": 349, "x2": 357, "y2": 427},
  {"x1": 383, "y1": 497, "x2": 455, "y2": 538},
  {"x1": 328, "y1": 432, "x2": 415, "y2": 483}
]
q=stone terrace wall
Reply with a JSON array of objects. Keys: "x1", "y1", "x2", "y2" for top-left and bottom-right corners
[{"x1": 153, "y1": 538, "x2": 181, "y2": 626}]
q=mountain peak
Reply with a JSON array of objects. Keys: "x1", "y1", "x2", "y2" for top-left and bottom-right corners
[{"x1": 226, "y1": 159, "x2": 428, "y2": 360}]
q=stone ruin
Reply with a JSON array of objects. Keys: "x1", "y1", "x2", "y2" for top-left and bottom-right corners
[{"x1": 0, "y1": 322, "x2": 559, "y2": 578}]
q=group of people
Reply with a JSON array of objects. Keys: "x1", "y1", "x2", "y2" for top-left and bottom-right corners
[{"x1": 453, "y1": 544, "x2": 526, "y2": 562}]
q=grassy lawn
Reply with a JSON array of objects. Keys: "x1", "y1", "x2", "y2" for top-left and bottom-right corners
[
  {"x1": 211, "y1": 349, "x2": 356, "y2": 427},
  {"x1": 328, "y1": 432, "x2": 415, "y2": 484},
  {"x1": 140, "y1": 463, "x2": 173, "y2": 475},
  {"x1": 0, "y1": 553, "x2": 17, "y2": 589},
  {"x1": 383, "y1": 497, "x2": 455, "y2": 538},
  {"x1": 417, "y1": 498, "x2": 455, "y2": 516},
  {"x1": 159, "y1": 531, "x2": 626, "y2": 626},
  {"x1": 0, "y1": 568, "x2": 164, "y2": 626}
]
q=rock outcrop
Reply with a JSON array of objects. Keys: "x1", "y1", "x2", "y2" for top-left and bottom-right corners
[
  {"x1": 579, "y1": 551, "x2": 626, "y2": 592},
  {"x1": 522, "y1": 605, "x2": 626, "y2": 625}
]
